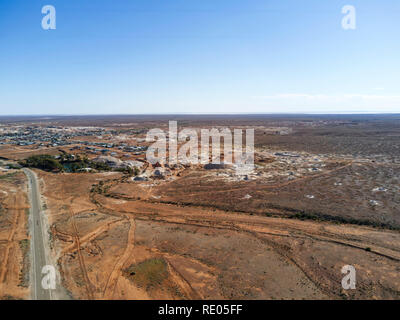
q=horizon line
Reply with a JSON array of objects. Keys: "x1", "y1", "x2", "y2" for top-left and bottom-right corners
[{"x1": 0, "y1": 112, "x2": 400, "y2": 117}]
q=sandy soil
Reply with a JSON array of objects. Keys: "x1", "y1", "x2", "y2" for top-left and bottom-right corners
[
  {"x1": 1, "y1": 115, "x2": 399, "y2": 300},
  {"x1": 36, "y1": 170, "x2": 400, "y2": 300},
  {"x1": 0, "y1": 171, "x2": 30, "y2": 300}
]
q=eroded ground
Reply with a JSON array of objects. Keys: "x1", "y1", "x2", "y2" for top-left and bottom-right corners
[
  {"x1": 0, "y1": 115, "x2": 399, "y2": 300},
  {"x1": 37, "y1": 168, "x2": 400, "y2": 300},
  {"x1": 0, "y1": 170, "x2": 30, "y2": 300}
]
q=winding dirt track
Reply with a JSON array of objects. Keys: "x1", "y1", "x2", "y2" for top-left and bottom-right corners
[
  {"x1": 39, "y1": 170, "x2": 400, "y2": 299},
  {"x1": 61, "y1": 218, "x2": 123, "y2": 255},
  {"x1": 67, "y1": 205, "x2": 94, "y2": 300},
  {"x1": 90, "y1": 186, "x2": 400, "y2": 264},
  {"x1": 102, "y1": 216, "x2": 135, "y2": 299}
]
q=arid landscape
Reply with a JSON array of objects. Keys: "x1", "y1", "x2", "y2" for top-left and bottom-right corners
[
  {"x1": 0, "y1": 114, "x2": 399, "y2": 300},
  {"x1": 0, "y1": 169, "x2": 30, "y2": 300}
]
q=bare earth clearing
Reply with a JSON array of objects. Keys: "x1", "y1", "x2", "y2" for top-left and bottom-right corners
[
  {"x1": 0, "y1": 171, "x2": 30, "y2": 300},
  {"x1": 0, "y1": 114, "x2": 399, "y2": 300}
]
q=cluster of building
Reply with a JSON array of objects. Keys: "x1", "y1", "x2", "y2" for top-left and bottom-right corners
[
  {"x1": 69, "y1": 140, "x2": 147, "y2": 156},
  {"x1": 0, "y1": 125, "x2": 109, "y2": 147},
  {"x1": 0, "y1": 125, "x2": 148, "y2": 157}
]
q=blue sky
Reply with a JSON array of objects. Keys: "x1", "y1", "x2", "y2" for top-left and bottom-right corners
[{"x1": 0, "y1": 0, "x2": 399, "y2": 114}]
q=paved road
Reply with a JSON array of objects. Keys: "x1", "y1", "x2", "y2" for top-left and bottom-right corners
[{"x1": 23, "y1": 168, "x2": 52, "y2": 300}]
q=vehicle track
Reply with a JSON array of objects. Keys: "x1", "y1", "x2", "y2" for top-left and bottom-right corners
[
  {"x1": 0, "y1": 194, "x2": 19, "y2": 283},
  {"x1": 61, "y1": 218, "x2": 123, "y2": 255},
  {"x1": 67, "y1": 205, "x2": 94, "y2": 299},
  {"x1": 102, "y1": 216, "x2": 135, "y2": 299}
]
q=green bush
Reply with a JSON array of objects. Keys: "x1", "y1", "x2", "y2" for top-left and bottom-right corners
[{"x1": 20, "y1": 155, "x2": 63, "y2": 172}]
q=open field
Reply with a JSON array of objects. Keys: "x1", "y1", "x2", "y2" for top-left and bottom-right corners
[
  {"x1": 0, "y1": 170, "x2": 30, "y2": 300},
  {"x1": 0, "y1": 114, "x2": 399, "y2": 299},
  {"x1": 154, "y1": 161, "x2": 400, "y2": 228},
  {"x1": 33, "y1": 169, "x2": 400, "y2": 299}
]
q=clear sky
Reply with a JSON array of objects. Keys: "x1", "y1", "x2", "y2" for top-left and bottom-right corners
[{"x1": 0, "y1": 0, "x2": 399, "y2": 115}]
